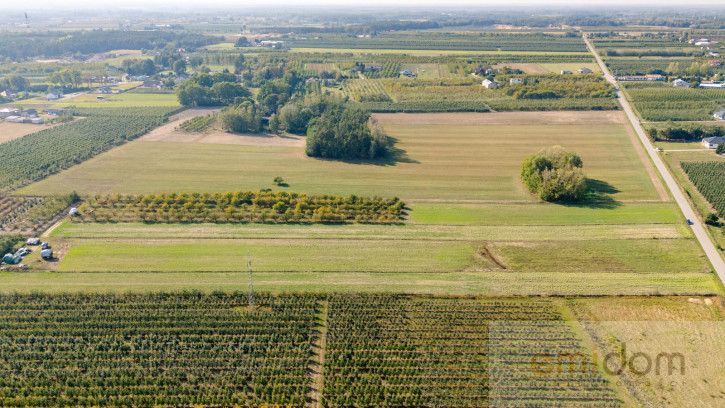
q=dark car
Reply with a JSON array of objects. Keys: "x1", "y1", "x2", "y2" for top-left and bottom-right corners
[{"x1": 686, "y1": 219, "x2": 694, "y2": 225}]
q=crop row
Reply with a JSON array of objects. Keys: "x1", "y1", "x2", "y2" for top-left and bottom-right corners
[
  {"x1": 0, "y1": 293, "x2": 317, "y2": 408},
  {"x1": 0, "y1": 107, "x2": 177, "y2": 191},
  {"x1": 681, "y1": 161, "x2": 725, "y2": 217},
  {"x1": 322, "y1": 296, "x2": 620, "y2": 408}
]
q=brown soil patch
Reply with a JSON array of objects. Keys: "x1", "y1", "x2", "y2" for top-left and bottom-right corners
[
  {"x1": 0, "y1": 119, "x2": 77, "y2": 144},
  {"x1": 492, "y1": 63, "x2": 549, "y2": 74},
  {"x1": 373, "y1": 110, "x2": 627, "y2": 125}
]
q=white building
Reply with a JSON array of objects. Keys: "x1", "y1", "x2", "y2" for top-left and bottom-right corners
[
  {"x1": 702, "y1": 136, "x2": 725, "y2": 149},
  {"x1": 578, "y1": 67, "x2": 593, "y2": 74},
  {"x1": 673, "y1": 78, "x2": 690, "y2": 88},
  {"x1": 481, "y1": 79, "x2": 499, "y2": 89},
  {"x1": 699, "y1": 82, "x2": 725, "y2": 89},
  {"x1": 714, "y1": 109, "x2": 725, "y2": 120}
]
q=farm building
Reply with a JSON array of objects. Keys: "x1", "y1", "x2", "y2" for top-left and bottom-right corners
[
  {"x1": 46, "y1": 108, "x2": 72, "y2": 116},
  {"x1": 560, "y1": 70, "x2": 573, "y2": 74},
  {"x1": 474, "y1": 67, "x2": 494, "y2": 76},
  {"x1": 399, "y1": 70, "x2": 415, "y2": 78},
  {"x1": 714, "y1": 109, "x2": 725, "y2": 120},
  {"x1": 4, "y1": 116, "x2": 23, "y2": 123},
  {"x1": 481, "y1": 79, "x2": 499, "y2": 89},
  {"x1": 711, "y1": 60, "x2": 723, "y2": 67},
  {"x1": 0, "y1": 90, "x2": 18, "y2": 99},
  {"x1": 673, "y1": 78, "x2": 690, "y2": 88},
  {"x1": 46, "y1": 92, "x2": 62, "y2": 100},
  {"x1": 578, "y1": 67, "x2": 593, "y2": 74},
  {"x1": 702, "y1": 136, "x2": 725, "y2": 149},
  {"x1": 699, "y1": 82, "x2": 725, "y2": 89},
  {"x1": 142, "y1": 80, "x2": 163, "y2": 89},
  {"x1": 709, "y1": 52, "x2": 721, "y2": 58},
  {"x1": 510, "y1": 78, "x2": 523, "y2": 85},
  {"x1": 0, "y1": 107, "x2": 19, "y2": 118}
]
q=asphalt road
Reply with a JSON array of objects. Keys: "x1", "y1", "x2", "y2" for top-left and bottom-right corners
[{"x1": 584, "y1": 36, "x2": 725, "y2": 284}]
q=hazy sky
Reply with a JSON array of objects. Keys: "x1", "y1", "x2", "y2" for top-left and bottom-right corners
[{"x1": 3, "y1": 0, "x2": 725, "y2": 11}]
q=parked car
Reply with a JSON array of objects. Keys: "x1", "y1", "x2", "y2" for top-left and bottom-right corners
[
  {"x1": 17, "y1": 264, "x2": 29, "y2": 269},
  {"x1": 686, "y1": 219, "x2": 694, "y2": 225}
]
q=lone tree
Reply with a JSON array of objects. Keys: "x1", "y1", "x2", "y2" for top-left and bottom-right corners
[{"x1": 521, "y1": 146, "x2": 586, "y2": 202}]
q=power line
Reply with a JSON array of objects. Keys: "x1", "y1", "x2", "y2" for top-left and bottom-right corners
[{"x1": 247, "y1": 251, "x2": 254, "y2": 308}]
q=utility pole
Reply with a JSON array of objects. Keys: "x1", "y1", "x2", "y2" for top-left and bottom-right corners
[{"x1": 247, "y1": 251, "x2": 254, "y2": 307}]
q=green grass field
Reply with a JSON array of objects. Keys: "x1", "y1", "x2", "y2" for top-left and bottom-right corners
[
  {"x1": 7, "y1": 112, "x2": 721, "y2": 296},
  {"x1": 19, "y1": 119, "x2": 661, "y2": 201}
]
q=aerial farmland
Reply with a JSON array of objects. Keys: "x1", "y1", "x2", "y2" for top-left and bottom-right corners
[{"x1": 1, "y1": 5, "x2": 725, "y2": 407}]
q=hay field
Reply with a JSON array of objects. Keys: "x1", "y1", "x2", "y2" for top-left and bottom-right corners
[{"x1": 19, "y1": 111, "x2": 662, "y2": 201}]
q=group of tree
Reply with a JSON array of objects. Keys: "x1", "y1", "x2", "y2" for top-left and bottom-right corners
[
  {"x1": 0, "y1": 30, "x2": 220, "y2": 61},
  {"x1": 503, "y1": 76, "x2": 614, "y2": 99},
  {"x1": 218, "y1": 102, "x2": 263, "y2": 133},
  {"x1": 0, "y1": 75, "x2": 29, "y2": 92},
  {"x1": 76, "y1": 190, "x2": 405, "y2": 224},
  {"x1": 521, "y1": 146, "x2": 587, "y2": 202},
  {"x1": 306, "y1": 103, "x2": 389, "y2": 160},
  {"x1": 177, "y1": 72, "x2": 251, "y2": 107},
  {"x1": 121, "y1": 58, "x2": 157, "y2": 76},
  {"x1": 47, "y1": 69, "x2": 83, "y2": 89},
  {"x1": 648, "y1": 123, "x2": 724, "y2": 142}
]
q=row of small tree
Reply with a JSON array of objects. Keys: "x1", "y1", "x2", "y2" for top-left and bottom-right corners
[{"x1": 76, "y1": 191, "x2": 405, "y2": 224}]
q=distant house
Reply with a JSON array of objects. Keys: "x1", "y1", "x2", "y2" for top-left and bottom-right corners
[
  {"x1": 5, "y1": 115, "x2": 23, "y2": 123},
  {"x1": 510, "y1": 78, "x2": 523, "y2": 85},
  {"x1": 259, "y1": 40, "x2": 284, "y2": 48},
  {"x1": 560, "y1": 70, "x2": 573, "y2": 75},
  {"x1": 399, "y1": 70, "x2": 415, "y2": 78},
  {"x1": 481, "y1": 79, "x2": 499, "y2": 89},
  {"x1": 46, "y1": 108, "x2": 72, "y2": 116},
  {"x1": 474, "y1": 67, "x2": 494, "y2": 76},
  {"x1": 578, "y1": 67, "x2": 593, "y2": 74},
  {"x1": 46, "y1": 92, "x2": 62, "y2": 100},
  {"x1": 142, "y1": 79, "x2": 163, "y2": 88},
  {"x1": 702, "y1": 136, "x2": 725, "y2": 149},
  {"x1": 615, "y1": 75, "x2": 664, "y2": 81},
  {"x1": 22, "y1": 109, "x2": 37, "y2": 117},
  {"x1": 695, "y1": 39, "x2": 712, "y2": 46},
  {"x1": 95, "y1": 86, "x2": 113, "y2": 94},
  {"x1": 306, "y1": 77, "x2": 319, "y2": 83},
  {"x1": 714, "y1": 109, "x2": 725, "y2": 120},
  {"x1": 710, "y1": 60, "x2": 723, "y2": 67},
  {"x1": 709, "y1": 52, "x2": 721, "y2": 58},
  {"x1": 0, "y1": 107, "x2": 19, "y2": 118},
  {"x1": 673, "y1": 78, "x2": 690, "y2": 88}
]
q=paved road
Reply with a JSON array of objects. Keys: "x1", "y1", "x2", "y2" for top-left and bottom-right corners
[{"x1": 584, "y1": 35, "x2": 725, "y2": 284}]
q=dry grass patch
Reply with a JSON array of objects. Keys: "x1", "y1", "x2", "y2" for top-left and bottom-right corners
[{"x1": 372, "y1": 110, "x2": 627, "y2": 125}]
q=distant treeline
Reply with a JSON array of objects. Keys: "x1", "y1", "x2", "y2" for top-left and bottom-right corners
[
  {"x1": 0, "y1": 30, "x2": 221, "y2": 61},
  {"x1": 648, "y1": 124, "x2": 725, "y2": 142}
]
